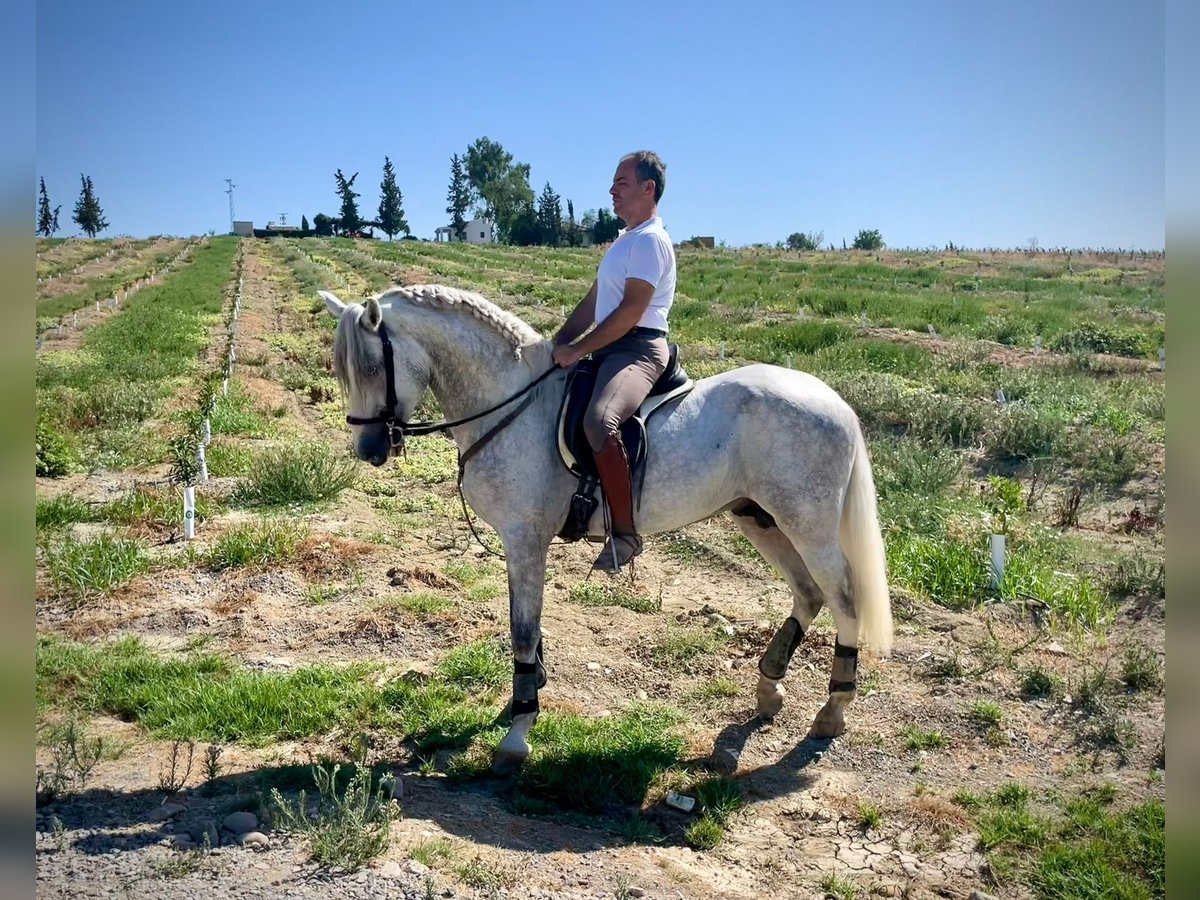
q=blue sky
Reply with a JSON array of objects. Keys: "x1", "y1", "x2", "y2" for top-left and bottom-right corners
[{"x1": 36, "y1": 0, "x2": 1164, "y2": 249}]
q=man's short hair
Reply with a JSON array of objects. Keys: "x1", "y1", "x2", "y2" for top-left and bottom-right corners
[{"x1": 621, "y1": 151, "x2": 666, "y2": 203}]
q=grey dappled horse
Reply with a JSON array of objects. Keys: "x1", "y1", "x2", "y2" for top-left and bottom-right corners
[{"x1": 320, "y1": 284, "x2": 892, "y2": 770}]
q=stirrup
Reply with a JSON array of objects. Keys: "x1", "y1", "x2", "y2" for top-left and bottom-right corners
[{"x1": 592, "y1": 533, "x2": 643, "y2": 574}]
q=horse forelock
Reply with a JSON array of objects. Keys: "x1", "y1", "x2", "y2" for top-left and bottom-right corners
[{"x1": 331, "y1": 303, "x2": 376, "y2": 402}]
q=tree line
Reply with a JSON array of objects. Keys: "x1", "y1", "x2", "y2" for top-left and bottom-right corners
[
  {"x1": 36, "y1": 175, "x2": 109, "y2": 238},
  {"x1": 784, "y1": 229, "x2": 884, "y2": 252},
  {"x1": 307, "y1": 136, "x2": 623, "y2": 246}
]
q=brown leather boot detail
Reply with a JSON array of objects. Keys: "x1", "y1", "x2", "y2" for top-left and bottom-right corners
[{"x1": 592, "y1": 433, "x2": 642, "y2": 573}]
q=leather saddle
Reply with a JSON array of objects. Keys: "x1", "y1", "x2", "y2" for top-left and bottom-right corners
[{"x1": 557, "y1": 343, "x2": 694, "y2": 479}]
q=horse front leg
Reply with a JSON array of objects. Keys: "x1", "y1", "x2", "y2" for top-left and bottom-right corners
[{"x1": 493, "y1": 533, "x2": 550, "y2": 773}]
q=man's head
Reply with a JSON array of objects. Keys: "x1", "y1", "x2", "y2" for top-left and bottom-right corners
[{"x1": 611, "y1": 151, "x2": 666, "y2": 225}]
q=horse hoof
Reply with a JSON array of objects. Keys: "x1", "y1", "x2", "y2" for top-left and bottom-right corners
[
  {"x1": 491, "y1": 748, "x2": 527, "y2": 775},
  {"x1": 756, "y1": 679, "x2": 786, "y2": 720},
  {"x1": 809, "y1": 706, "x2": 847, "y2": 739}
]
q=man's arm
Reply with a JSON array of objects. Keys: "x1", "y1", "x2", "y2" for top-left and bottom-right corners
[
  {"x1": 553, "y1": 281, "x2": 598, "y2": 346},
  {"x1": 566, "y1": 278, "x2": 655, "y2": 358}
]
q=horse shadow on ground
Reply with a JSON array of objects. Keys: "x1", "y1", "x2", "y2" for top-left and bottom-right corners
[{"x1": 40, "y1": 713, "x2": 828, "y2": 859}]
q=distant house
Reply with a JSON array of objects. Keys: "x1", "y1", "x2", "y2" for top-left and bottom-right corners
[
  {"x1": 232, "y1": 220, "x2": 254, "y2": 237},
  {"x1": 435, "y1": 217, "x2": 496, "y2": 245}
]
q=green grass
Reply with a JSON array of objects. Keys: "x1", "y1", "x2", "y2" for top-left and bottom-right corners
[
  {"x1": 902, "y1": 725, "x2": 947, "y2": 751},
  {"x1": 1120, "y1": 642, "x2": 1163, "y2": 692},
  {"x1": 206, "y1": 520, "x2": 302, "y2": 570},
  {"x1": 966, "y1": 700, "x2": 1004, "y2": 727},
  {"x1": 434, "y1": 639, "x2": 509, "y2": 692},
  {"x1": 649, "y1": 625, "x2": 730, "y2": 670},
  {"x1": 964, "y1": 779, "x2": 1164, "y2": 900},
  {"x1": 42, "y1": 533, "x2": 149, "y2": 601},
  {"x1": 566, "y1": 580, "x2": 661, "y2": 614},
  {"x1": 372, "y1": 592, "x2": 455, "y2": 617},
  {"x1": 36, "y1": 636, "x2": 381, "y2": 745},
  {"x1": 36, "y1": 495, "x2": 94, "y2": 531},
  {"x1": 683, "y1": 675, "x2": 741, "y2": 706},
  {"x1": 232, "y1": 442, "x2": 357, "y2": 506}
]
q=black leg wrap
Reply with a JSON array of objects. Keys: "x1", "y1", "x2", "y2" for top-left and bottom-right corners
[
  {"x1": 513, "y1": 642, "x2": 544, "y2": 719},
  {"x1": 828, "y1": 642, "x2": 858, "y2": 693},
  {"x1": 759, "y1": 616, "x2": 806, "y2": 680}
]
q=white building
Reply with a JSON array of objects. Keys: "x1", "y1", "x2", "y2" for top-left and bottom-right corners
[{"x1": 435, "y1": 217, "x2": 496, "y2": 245}]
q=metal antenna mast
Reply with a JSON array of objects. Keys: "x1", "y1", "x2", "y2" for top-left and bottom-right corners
[{"x1": 224, "y1": 179, "x2": 237, "y2": 233}]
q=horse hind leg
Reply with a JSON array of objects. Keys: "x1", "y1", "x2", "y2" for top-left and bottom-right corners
[
  {"x1": 778, "y1": 537, "x2": 859, "y2": 739},
  {"x1": 731, "y1": 507, "x2": 825, "y2": 720}
]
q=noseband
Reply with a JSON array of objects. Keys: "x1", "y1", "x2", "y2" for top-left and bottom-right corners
[{"x1": 344, "y1": 321, "x2": 558, "y2": 452}]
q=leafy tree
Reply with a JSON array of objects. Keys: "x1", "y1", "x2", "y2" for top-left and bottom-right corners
[
  {"x1": 446, "y1": 153, "x2": 470, "y2": 241},
  {"x1": 36, "y1": 177, "x2": 61, "y2": 237},
  {"x1": 313, "y1": 213, "x2": 336, "y2": 237},
  {"x1": 301, "y1": 214, "x2": 310, "y2": 233},
  {"x1": 580, "y1": 209, "x2": 598, "y2": 234},
  {"x1": 507, "y1": 200, "x2": 540, "y2": 246},
  {"x1": 786, "y1": 230, "x2": 823, "y2": 252},
  {"x1": 852, "y1": 229, "x2": 884, "y2": 251},
  {"x1": 334, "y1": 169, "x2": 362, "y2": 235},
  {"x1": 591, "y1": 208, "x2": 623, "y2": 244},
  {"x1": 376, "y1": 156, "x2": 409, "y2": 240},
  {"x1": 464, "y1": 136, "x2": 533, "y2": 241},
  {"x1": 536, "y1": 182, "x2": 563, "y2": 247},
  {"x1": 565, "y1": 199, "x2": 579, "y2": 247},
  {"x1": 72, "y1": 174, "x2": 108, "y2": 238}
]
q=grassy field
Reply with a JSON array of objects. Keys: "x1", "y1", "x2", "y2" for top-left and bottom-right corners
[{"x1": 34, "y1": 237, "x2": 1164, "y2": 899}]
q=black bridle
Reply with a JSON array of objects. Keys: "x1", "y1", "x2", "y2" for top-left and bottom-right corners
[{"x1": 345, "y1": 321, "x2": 558, "y2": 452}]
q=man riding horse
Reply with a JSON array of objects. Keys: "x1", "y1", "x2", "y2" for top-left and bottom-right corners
[{"x1": 551, "y1": 151, "x2": 675, "y2": 574}]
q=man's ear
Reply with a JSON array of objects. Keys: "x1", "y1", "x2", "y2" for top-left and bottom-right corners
[
  {"x1": 319, "y1": 290, "x2": 346, "y2": 318},
  {"x1": 362, "y1": 297, "x2": 383, "y2": 332}
]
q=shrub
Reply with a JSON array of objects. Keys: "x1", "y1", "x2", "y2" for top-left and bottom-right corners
[
  {"x1": 984, "y1": 403, "x2": 1065, "y2": 460},
  {"x1": 1052, "y1": 322, "x2": 1153, "y2": 358},
  {"x1": 36, "y1": 419, "x2": 79, "y2": 477},
  {"x1": 270, "y1": 752, "x2": 399, "y2": 872}
]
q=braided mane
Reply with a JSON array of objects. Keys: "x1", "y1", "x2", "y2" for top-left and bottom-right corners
[{"x1": 379, "y1": 283, "x2": 541, "y2": 358}]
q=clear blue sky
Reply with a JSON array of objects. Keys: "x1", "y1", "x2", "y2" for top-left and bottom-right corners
[{"x1": 36, "y1": 0, "x2": 1164, "y2": 249}]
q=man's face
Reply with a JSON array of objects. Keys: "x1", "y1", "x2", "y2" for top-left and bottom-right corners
[{"x1": 610, "y1": 159, "x2": 653, "y2": 220}]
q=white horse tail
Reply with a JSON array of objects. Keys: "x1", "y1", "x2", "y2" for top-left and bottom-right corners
[{"x1": 839, "y1": 426, "x2": 893, "y2": 657}]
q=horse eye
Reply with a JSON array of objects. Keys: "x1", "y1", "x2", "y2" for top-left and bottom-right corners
[{"x1": 365, "y1": 364, "x2": 380, "y2": 378}]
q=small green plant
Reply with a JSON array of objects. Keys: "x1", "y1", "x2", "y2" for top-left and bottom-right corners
[
  {"x1": 649, "y1": 625, "x2": 729, "y2": 670},
  {"x1": 158, "y1": 739, "x2": 195, "y2": 794},
  {"x1": 819, "y1": 871, "x2": 859, "y2": 900},
  {"x1": 856, "y1": 799, "x2": 883, "y2": 830},
  {"x1": 411, "y1": 838, "x2": 455, "y2": 868},
  {"x1": 902, "y1": 725, "x2": 947, "y2": 751},
  {"x1": 683, "y1": 815, "x2": 724, "y2": 850},
  {"x1": 269, "y1": 746, "x2": 400, "y2": 872},
  {"x1": 156, "y1": 833, "x2": 212, "y2": 879},
  {"x1": 966, "y1": 700, "x2": 1004, "y2": 728},
  {"x1": 952, "y1": 788, "x2": 985, "y2": 811},
  {"x1": 992, "y1": 782, "x2": 1032, "y2": 809},
  {"x1": 1019, "y1": 666, "x2": 1063, "y2": 699},
  {"x1": 167, "y1": 434, "x2": 201, "y2": 486},
  {"x1": 1120, "y1": 642, "x2": 1163, "y2": 693},
  {"x1": 982, "y1": 475, "x2": 1024, "y2": 534}
]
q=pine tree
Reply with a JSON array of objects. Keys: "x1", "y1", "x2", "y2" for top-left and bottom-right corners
[
  {"x1": 334, "y1": 169, "x2": 362, "y2": 236},
  {"x1": 37, "y1": 178, "x2": 60, "y2": 237},
  {"x1": 536, "y1": 182, "x2": 563, "y2": 247},
  {"x1": 72, "y1": 175, "x2": 108, "y2": 238},
  {"x1": 376, "y1": 156, "x2": 409, "y2": 240},
  {"x1": 446, "y1": 153, "x2": 470, "y2": 242},
  {"x1": 565, "y1": 199, "x2": 579, "y2": 247},
  {"x1": 301, "y1": 214, "x2": 310, "y2": 233}
]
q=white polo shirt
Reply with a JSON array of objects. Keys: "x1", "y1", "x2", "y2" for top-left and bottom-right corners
[{"x1": 594, "y1": 216, "x2": 676, "y2": 333}]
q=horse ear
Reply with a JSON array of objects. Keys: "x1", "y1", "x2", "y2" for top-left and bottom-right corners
[
  {"x1": 362, "y1": 297, "x2": 383, "y2": 332},
  {"x1": 319, "y1": 290, "x2": 346, "y2": 318}
]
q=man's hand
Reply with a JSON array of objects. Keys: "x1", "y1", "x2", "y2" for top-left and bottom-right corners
[{"x1": 552, "y1": 344, "x2": 585, "y2": 368}]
